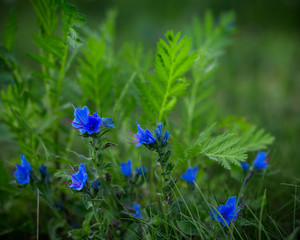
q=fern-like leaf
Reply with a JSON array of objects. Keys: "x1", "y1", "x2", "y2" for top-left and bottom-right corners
[
  {"x1": 239, "y1": 126, "x2": 275, "y2": 152},
  {"x1": 185, "y1": 123, "x2": 247, "y2": 170},
  {"x1": 136, "y1": 30, "x2": 196, "y2": 122},
  {"x1": 200, "y1": 133, "x2": 247, "y2": 169}
]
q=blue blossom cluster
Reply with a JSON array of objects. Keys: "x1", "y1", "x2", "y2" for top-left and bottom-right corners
[
  {"x1": 240, "y1": 151, "x2": 269, "y2": 172},
  {"x1": 72, "y1": 106, "x2": 115, "y2": 135},
  {"x1": 128, "y1": 122, "x2": 169, "y2": 148},
  {"x1": 210, "y1": 196, "x2": 244, "y2": 226},
  {"x1": 66, "y1": 163, "x2": 102, "y2": 192},
  {"x1": 14, "y1": 155, "x2": 49, "y2": 185},
  {"x1": 66, "y1": 108, "x2": 268, "y2": 227},
  {"x1": 120, "y1": 160, "x2": 147, "y2": 178}
]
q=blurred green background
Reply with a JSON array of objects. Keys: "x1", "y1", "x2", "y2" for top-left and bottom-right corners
[
  {"x1": 1, "y1": 0, "x2": 299, "y2": 178},
  {"x1": 0, "y1": 0, "x2": 299, "y2": 233}
]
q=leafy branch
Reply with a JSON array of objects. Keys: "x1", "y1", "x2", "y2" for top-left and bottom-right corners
[{"x1": 136, "y1": 30, "x2": 196, "y2": 122}]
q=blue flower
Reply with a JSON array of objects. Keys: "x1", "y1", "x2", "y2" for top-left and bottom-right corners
[
  {"x1": 133, "y1": 203, "x2": 143, "y2": 218},
  {"x1": 240, "y1": 161, "x2": 249, "y2": 172},
  {"x1": 72, "y1": 106, "x2": 102, "y2": 134},
  {"x1": 120, "y1": 160, "x2": 132, "y2": 177},
  {"x1": 39, "y1": 164, "x2": 50, "y2": 183},
  {"x1": 162, "y1": 130, "x2": 169, "y2": 145},
  {"x1": 91, "y1": 179, "x2": 101, "y2": 190},
  {"x1": 129, "y1": 123, "x2": 156, "y2": 147},
  {"x1": 69, "y1": 164, "x2": 88, "y2": 191},
  {"x1": 39, "y1": 164, "x2": 47, "y2": 176},
  {"x1": 102, "y1": 117, "x2": 115, "y2": 128},
  {"x1": 135, "y1": 166, "x2": 146, "y2": 176},
  {"x1": 253, "y1": 152, "x2": 268, "y2": 170},
  {"x1": 155, "y1": 122, "x2": 169, "y2": 145},
  {"x1": 210, "y1": 196, "x2": 243, "y2": 226},
  {"x1": 155, "y1": 122, "x2": 163, "y2": 138},
  {"x1": 181, "y1": 166, "x2": 198, "y2": 184},
  {"x1": 14, "y1": 154, "x2": 32, "y2": 185}
]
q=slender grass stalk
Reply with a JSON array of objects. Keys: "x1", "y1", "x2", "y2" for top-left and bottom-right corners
[
  {"x1": 259, "y1": 189, "x2": 267, "y2": 240},
  {"x1": 36, "y1": 188, "x2": 39, "y2": 240}
]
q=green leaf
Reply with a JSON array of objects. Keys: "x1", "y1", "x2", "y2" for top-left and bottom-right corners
[
  {"x1": 239, "y1": 126, "x2": 275, "y2": 152},
  {"x1": 33, "y1": 35, "x2": 65, "y2": 58},
  {"x1": 67, "y1": 149, "x2": 92, "y2": 162},
  {"x1": 26, "y1": 53, "x2": 59, "y2": 70},
  {"x1": 30, "y1": 0, "x2": 58, "y2": 36},
  {"x1": 83, "y1": 211, "x2": 94, "y2": 234},
  {"x1": 200, "y1": 133, "x2": 247, "y2": 169},
  {"x1": 185, "y1": 124, "x2": 247, "y2": 170},
  {"x1": 136, "y1": 30, "x2": 196, "y2": 122}
]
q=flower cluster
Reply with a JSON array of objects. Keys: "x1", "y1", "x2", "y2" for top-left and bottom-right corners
[
  {"x1": 71, "y1": 106, "x2": 115, "y2": 135},
  {"x1": 120, "y1": 160, "x2": 147, "y2": 178},
  {"x1": 14, "y1": 155, "x2": 50, "y2": 185},
  {"x1": 128, "y1": 122, "x2": 169, "y2": 149},
  {"x1": 67, "y1": 108, "x2": 259, "y2": 228},
  {"x1": 240, "y1": 151, "x2": 269, "y2": 172},
  {"x1": 210, "y1": 196, "x2": 244, "y2": 226}
]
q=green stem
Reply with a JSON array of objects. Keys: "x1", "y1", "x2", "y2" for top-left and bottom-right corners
[
  {"x1": 52, "y1": 45, "x2": 68, "y2": 167},
  {"x1": 92, "y1": 201, "x2": 101, "y2": 225}
]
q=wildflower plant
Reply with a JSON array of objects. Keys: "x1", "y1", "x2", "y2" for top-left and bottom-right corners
[{"x1": 1, "y1": 1, "x2": 290, "y2": 239}]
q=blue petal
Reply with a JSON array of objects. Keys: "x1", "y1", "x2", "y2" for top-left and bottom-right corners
[
  {"x1": 102, "y1": 117, "x2": 115, "y2": 128},
  {"x1": 72, "y1": 106, "x2": 90, "y2": 131},
  {"x1": 133, "y1": 203, "x2": 143, "y2": 218},
  {"x1": 93, "y1": 112, "x2": 99, "y2": 117},
  {"x1": 14, "y1": 164, "x2": 30, "y2": 185},
  {"x1": 145, "y1": 129, "x2": 155, "y2": 143},
  {"x1": 155, "y1": 122, "x2": 163, "y2": 138},
  {"x1": 85, "y1": 115, "x2": 101, "y2": 134},
  {"x1": 163, "y1": 130, "x2": 169, "y2": 144},
  {"x1": 135, "y1": 166, "x2": 146, "y2": 176},
  {"x1": 74, "y1": 106, "x2": 89, "y2": 124},
  {"x1": 253, "y1": 152, "x2": 268, "y2": 170},
  {"x1": 21, "y1": 154, "x2": 32, "y2": 171},
  {"x1": 226, "y1": 196, "x2": 237, "y2": 207},
  {"x1": 70, "y1": 164, "x2": 88, "y2": 191},
  {"x1": 120, "y1": 160, "x2": 132, "y2": 177},
  {"x1": 240, "y1": 161, "x2": 249, "y2": 172},
  {"x1": 181, "y1": 168, "x2": 195, "y2": 184}
]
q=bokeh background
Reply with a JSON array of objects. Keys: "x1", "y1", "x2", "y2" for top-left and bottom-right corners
[{"x1": 0, "y1": 0, "x2": 299, "y2": 236}]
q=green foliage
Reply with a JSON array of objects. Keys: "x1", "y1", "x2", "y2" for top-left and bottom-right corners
[
  {"x1": 135, "y1": 30, "x2": 197, "y2": 122},
  {"x1": 76, "y1": 14, "x2": 116, "y2": 112},
  {"x1": 1, "y1": 1, "x2": 293, "y2": 240},
  {"x1": 183, "y1": 11, "x2": 236, "y2": 141},
  {"x1": 220, "y1": 116, "x2": 275, "y2": 152},
  {"x1": 240, "y1": 126, "x2": 275, "y2": 152},
  {"x1": 185, "y1": 124, "x2": 247, "y2": 169},
  {"x1": 200, "y1": 133, "x2": 246, "y2": 169}
]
